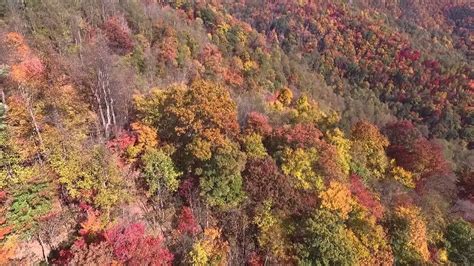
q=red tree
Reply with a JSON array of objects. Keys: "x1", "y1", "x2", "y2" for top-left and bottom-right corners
[
  {"x1": 245, "y1": 112, "x2": 272, "y2": 136},
  {"x1": 177, "y1": 207, "x2": 200, "y2": 236},
  {"x1": 103, "y1": 16, "x2": 134, "y2": 55},
  {"x1": 350, "y1": 174, "x2": 384, "y2": 219},
  {"x1": 104, "y1": 223, "x2": 173, "y2": 265}
]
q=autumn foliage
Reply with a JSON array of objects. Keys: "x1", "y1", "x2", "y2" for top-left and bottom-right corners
[{"x1": 0, "y1": 1, "x2": 472, "y2": 265}]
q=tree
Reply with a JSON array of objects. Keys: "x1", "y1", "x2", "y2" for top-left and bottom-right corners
[
  {"x1": 102, "y1": 16, "x2": 134, "y2": 55},
  {"x1": 296, "y1": 209, "x2": 359, "y2": 265},
  {"x1": 327, "y1": 128, "x2": 352, "y2": 176},
  {"x1": 268, "y1": 123, "x2": 322, "y2": 152},
  {"x1": 105, "y1": 222, "x2": 173, "y2": 265},
  {"x1": 445, "y1": 219, "x2": 474, "y2": 264},
  {"x1": 319, "y1": 181, "x2": 353, "y2": 219},
  {"x1": 77, "y1": 39, "x2": 134, "y2": 138},
  {"x1": 159, "y1": 80, "x2": 239, "y2": 146},
  {"x1": 384, "y1": 120, "x2": 451, "y2": 184},
  {"x1": 350, "y1": 121, "x2": 390, "y2": 180},
  {"x1": 241, "y1": 133, "x2": 267, "y2": 159},
  {"x1": 198, "y1": 139, "x2": 246, "y2": 209},
  {"x1": 141, "y1": 148, "x2": 181, "y2": 196},
  {"x1": 243, "y1": 157, "x2": 317, "y2": 215},
  {"x1": 253, "y1": 201, "x2": 289, "y2": 262},
  {"x1": 386, "y1": 206, "x2": 430, "y2": 264},
  {"x1": 244, "y1": 112, "x2": 272, "y2": 136},
  {"x1": 3, "y1": 32, "x2": 46, "y2": 157},
  {"x1": 51, "y1": 145, "x2": 128, "y2": 211},
  {"x1": 177, "y1": 206, "x2": 200, "y2": 236},
  {"x1": 276, "y1": 87, "x2": 293, "y2": 106},
  {"x1": 280, "y1": 147, "x2": 323, "y2": 190},
  {"x1": 349, "y1": 175, "x2": 384, "y2": 219},
  {"x1": 135, "y1": 80, "x2": 240, "y2": 169},
  {"x1": 188, "y1": 228, "x2": 229, "y2": 266},
  {"x1": 346, "y1": 207, "x2": 394, "y2": 265}
]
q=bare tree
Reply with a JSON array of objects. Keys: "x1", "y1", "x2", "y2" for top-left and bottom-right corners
[{"x1": 69, "y1": 38, "x2": 134, "y2": 139}]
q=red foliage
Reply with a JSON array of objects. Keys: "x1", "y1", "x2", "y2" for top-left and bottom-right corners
[
  {"x1": 103, "y1": 16, "x2": 134, "y2": 55},
  {"x1": 178, "y1": 177, "x2": 199, "y2": 204},
  {"x1": 269, "y1": 123, "x2": 322, "y2": 151},
  {"x1": 0, "y1": 226, "x2": 12, "y2": 240},
  {"x1": 107, "y1": 131, "x2": 136, "y2": 153},
  {"x1": 105, "y1": 223, "x2": 173, "y2": 265},
  {"x1": 105, "y1": 223, "x2": 146, "y2": 261},
  {"x1": 247, "y1": 252, "x2": 264, "y2": 266},
  {"x1": 129, "y1": 236, "x2": 174, "y2": 266},
  {"x1": 245, "y1": 112, "x2": 272, "y2": 136},
  {"x1": 20, "y1": 57, "x2": 45, "y2": 80},
  {"x1": 315, "y1": 141, "x2": 345, "y2": 180},
  {"x1": 350, "y1": 175, "x2": 384, "y2": 219},
  {"x1": 0, "y1": 190, "x2": 7, "y2": 203},
  {"x1": 384, "y1": 120, "x2": 421, "y2": 147},
  {"x1": 390, "y1": 139, "x2": 450, "y2": 181},
  {"x1": 177, "y1": 207, "x2": 199, "y2": 236},
  {"x1": 398, "y1": 48, "x2": 421, "y2": 62}
]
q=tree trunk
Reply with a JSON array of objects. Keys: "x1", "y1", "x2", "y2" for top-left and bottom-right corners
[
  {"x1": 20, "y1": 86, "x2": 45, "y2": 160},
  {"x1": 37, "y1": 234, "x2": 49, "y2": 264}
]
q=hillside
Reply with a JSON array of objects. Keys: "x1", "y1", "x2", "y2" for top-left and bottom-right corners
[{"x1": 0, "y1": 0, "x2": 473, "y2": 264}]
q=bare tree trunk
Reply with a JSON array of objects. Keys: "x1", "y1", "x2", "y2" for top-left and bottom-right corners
[
  {"x1": 20, "y1": 86, "x2": 45, "y2": 160},
  {"x1": 37, "y1": 233, "x2": 49, "y2": 264},
  {"x1": 1, "y1": 89, "x2": 5, "y2": 106},
  {"x1": 94, "y1": 70, "x2": 109, "y2": 138}
]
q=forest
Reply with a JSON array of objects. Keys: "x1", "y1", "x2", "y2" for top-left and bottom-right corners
[{"x1": 0, "y1": 0, "x2": 473, "y2": 265}]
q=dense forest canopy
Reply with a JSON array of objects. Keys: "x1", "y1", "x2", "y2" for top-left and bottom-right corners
[{"x1": 0, "y1": 0, "x2": 473, "y2": 264}]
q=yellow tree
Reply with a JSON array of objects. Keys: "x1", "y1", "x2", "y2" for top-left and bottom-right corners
[
  {"x1": 350, "y1": 121, "x2": 389, "y2": 180},
  {"x1": 188, "y1": 227, "x2": 230, "y2": 266}
]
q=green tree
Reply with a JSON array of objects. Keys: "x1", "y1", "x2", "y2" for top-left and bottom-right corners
[
  {"x1": 141, "y1": 148, "x2": 181, "y2": 195},
  {"x1": 445, "y1": 219, "x2": 474, "y2": 264},
  {"x1": 198, "y1": 140, "x2": 246, "y2": 209},
  {"x1": 297, "y1": 209, "x2": 359, "y2": 265}
]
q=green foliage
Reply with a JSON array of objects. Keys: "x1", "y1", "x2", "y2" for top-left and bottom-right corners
[
  {"x1": 6, "y1": 180, "x2": 54, "y2": 236},
  {"x1": 297, "y1": 209, "x2": 359, "y2": 265},
  {"x1": 445, "y1": 219, "x2": 474, "y2": 264},
  {"x1": 253, "y1": 201, "x2": 288, "y2": 261},
  {"x1": 141, "y1": 148, "x2": 181, "y2": 195},
  {"x1": 198, "y1": 140, "x2": 246, "y2": 209}
]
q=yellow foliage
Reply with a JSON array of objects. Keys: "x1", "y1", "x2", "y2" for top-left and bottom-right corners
[
  {"x1": 291, "y1": 95, "x2": 325, "y2": 124},
  {"x1": 327, "y1": 128, "x2": 352, "y2": 176},
  {"x1": 253, "y1": 201, "x2": 288, "y2": 260},
  {"x1": 0, "y1": 236, "x2": 17, "y2": 265},
  {"x1": 277, "y1": 87, "x2": 293, "y2": 106},
  {"x1": 243, "y1": 60, "x2": 258, "y2": 73},
  {"x1": 189, "y1": 228, "x2": 229, "y2": 266},
  {"x1": 241, "y1": 133, "x2": 267, "y2": 159},
  {"x1": 186, "y1": 137, "x2": 212, "y2": 161},
  {"x1": 320, "y1": 181, "x2": 353, "y2": 219},
  {"x1": 395, "y1": 206, "x2": 430, "y2": 262},
  {"x1": 390, "y1": 163, "x2": 415, "y2": 188},
  {"x1": 281, "y1": 147, "x2": 323, "y2": 190}
]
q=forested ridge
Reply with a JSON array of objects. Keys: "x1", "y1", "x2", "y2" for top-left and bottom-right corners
[{"x1": 0, "y1": 0, "x2": 473, "y2": 264}]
